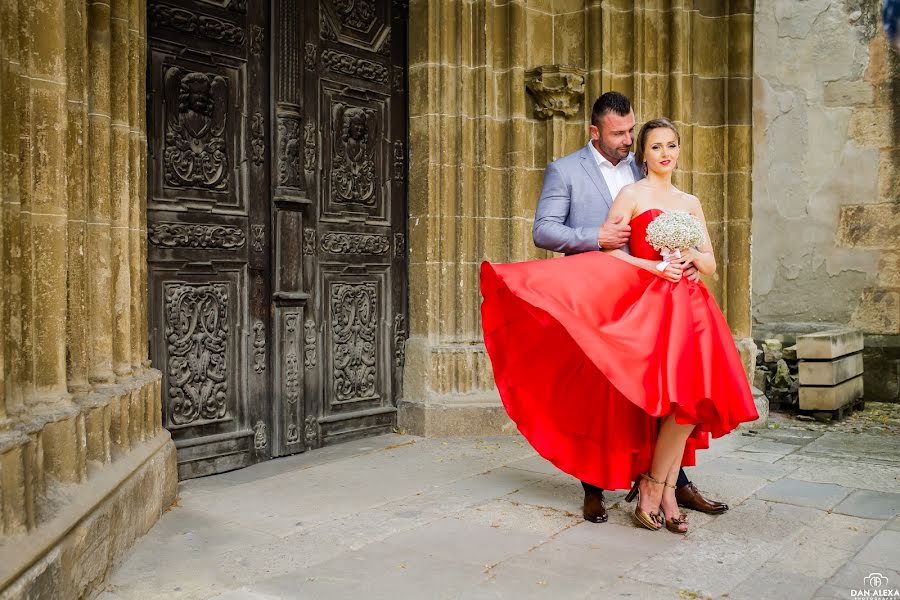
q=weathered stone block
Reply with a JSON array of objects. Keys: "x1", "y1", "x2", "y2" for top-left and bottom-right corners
[
  {"x1": 823, "y1": 79, "x2": 875, "y2": 106},
  {"x1": 799, "y1": 375, "x2": 864, "y2": 411},
  {"x1": 763, "y1": 338, "x2": 783, "y2": 363},
  {"x1": 799, "y1": 352, "x2": 864, "y2": 386},
  {"x1": 796, "y1": 329, "x2": 864, "y2": 360},
  {"x1": 851, "y1": 288, "x2": 900, "y2": 335},
  {"x1": 783, "y1": 345, "x2": 798, "y2": 361},
  {"x1": 837, "y1": 203, "x2": 900, "y2": 249}
]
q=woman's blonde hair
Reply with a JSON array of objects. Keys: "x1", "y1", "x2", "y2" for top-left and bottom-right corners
[{"x1": 635, "y1": 118, "x2": 681, "y2": 168}]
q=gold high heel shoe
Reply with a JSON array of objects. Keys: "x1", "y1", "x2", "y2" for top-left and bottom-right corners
[
  {"x1": 659, "y1": 479, "x2": 689, "y2": 534},
  {"x1": 626, "y1": 473, "x2": 665, "y2": 531}
]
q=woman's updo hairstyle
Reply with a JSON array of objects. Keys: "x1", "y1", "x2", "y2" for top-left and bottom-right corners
[{"x1": 635, "y1": 118, "x2": 681, "y2": 168}]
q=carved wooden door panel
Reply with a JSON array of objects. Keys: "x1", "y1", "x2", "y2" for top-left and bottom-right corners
[
  {"x1": 147, "y1": 0, "x2": 271, "y2": 478},
  {"x1": 273, "y1": 0, "x2": 407, "y2": 455}
]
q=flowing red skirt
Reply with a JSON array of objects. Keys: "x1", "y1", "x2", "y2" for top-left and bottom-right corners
[{"x1": 480, "y1": 251, "x2": 757, "y2": 490}]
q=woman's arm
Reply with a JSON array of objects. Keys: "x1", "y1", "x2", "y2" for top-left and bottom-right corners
[{"x1": 678, "y1": 195, "x2": 717, "y2": 275}]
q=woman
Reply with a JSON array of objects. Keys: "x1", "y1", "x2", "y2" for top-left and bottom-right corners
[{"x1": 480, "y1": 119, "x2": 758, "y2": 534}]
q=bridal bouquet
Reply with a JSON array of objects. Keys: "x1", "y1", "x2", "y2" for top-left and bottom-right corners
[{"x1": 644, "y1": 211, "x2": 704, "y2": 272}]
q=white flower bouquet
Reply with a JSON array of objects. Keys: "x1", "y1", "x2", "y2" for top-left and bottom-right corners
[{"x1": 644, "y1": 210, "x2": 704, "y2": 272}]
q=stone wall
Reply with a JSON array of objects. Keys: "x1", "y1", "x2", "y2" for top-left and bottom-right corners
[
  {"x1": 0, "y1": 0, "x2": 176, "y2": 596},
  {"x1": 752, "y1": 0, "x2": 900, "y2": 401},
  {"x1": 401, "y1": 0, "x2": 755, "y2": 434}
]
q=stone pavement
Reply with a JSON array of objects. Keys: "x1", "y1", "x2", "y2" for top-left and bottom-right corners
[{"x1": 99, "y1": 405, "x2": 900, "y2": 600}]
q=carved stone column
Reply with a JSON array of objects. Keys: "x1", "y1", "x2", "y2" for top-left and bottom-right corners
[
  {"x1": 86, "y1": 0, "x2": 116, "y2": 384},
  {"x1": 19, "y1": 0, "x2": 70, "y2": 405},
  {"x1": 110, "y1": 0, "x2": 132, "y2": 379}
]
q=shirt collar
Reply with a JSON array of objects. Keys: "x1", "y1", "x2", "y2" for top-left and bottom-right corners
[{"x1": 587, "y1": 140, "x2": 633, "y2": 168}]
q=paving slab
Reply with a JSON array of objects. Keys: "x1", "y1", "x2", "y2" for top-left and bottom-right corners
[
  {"x1": 792, "y1": 512, "x2": 885, "y2": 552},
  {"x1": 826, "y1": 561, "x2": 900, "y2": 597},
  {"x1": 690, "y1": 454, "x2": 801, "y2": 481},
  {"x1": 832, "y1": 489, "x2": 900, "y2": 520},
  {"x1": 701, "y1": 498, "x2": 823, "y2": 541},
  {"x1": 777, "y1": 454, "x2": 900, "y2": 494},
  {"x1": 853, "y1": 530, "x2": 900, "y2": 571},
  {"x1": 729, "y1": 568, "x2": 823, "y2": 600},
  {"x1": 755, "y1": 478, "x2": 853, "y2": 510}
]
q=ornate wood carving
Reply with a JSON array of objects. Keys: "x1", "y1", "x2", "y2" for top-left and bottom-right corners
[
  {"x1": 334, "y1": 0, "x2": 376, "y2": 30},
  {"x1": 394, "y1": 233, "x2": 405, "y2": 259},
  {"x1": 525, "y1": 65, "x2": 587, "y2": 119},
  {"x1": 378, "y1": 30, "x2": 391, "y2": 56},
  {"x1": 277, "y1": 115, "x2": 303, "y2": 189},
  {"x1": 304, "y1": 121, "x2": 316, "y2": 176},
  {"x1": 165, "y1": 283, "x2": 229, "y2": 425},
  {"x1": 252, "y1": 224, "x2": 264, "y2": 252},
  {"x1": 149, "y1": 223, "x2": 245, "y2": 249},
  {"x1": 250, "y1": 112, "x2": 265, "y2": 166},
  {"x1": 321, "y1": 232, "x2": 390, "y2": 254},
  {"x1": 321, "y1": 50, "x2": 388, "y2": 84},
  {"x1": 275, "y1": 0, "x2": 302, "y2": 105},
  {"x1": 320, "y1": 11, "x2": 338, "y2": 40},
  {"x1": 304, "y1": 43, "x2": 318, "y2": 69},
  {"x1": 163, "y1": 67, "x2": 229, "y2": 191},
  {"x1": 254, "y1": 421, "x2": 267, "y2": 449},
  {"x1": 393, "y1": 140, "x2": 404, "y2": 182},
  {"x1": 287, "y1": 423, "x2": 300, "y2": 443},
  {"x1": 284, "y1": 313, "x2": 301, "y2": 406},
  {"x1": 331, "y1": 103, "x2": 377, "y2": 205},
  {"x1": 250, "y1": 25, "x2": 264, "y2": 56},
  {"x1": 304, "y1": 319, "x2": 317, "y2": 368},
  {"x1": 303, "y1": 228, "x2": 316, "y2": 255},
  {"x1": 252, "y1": 320, "x2": 266, "y2": 374},
  {"x1": 149, "y1": 4, "x2": 245, "y2": 46},
  {"x1": 304, "y1": 415, "x2": 319, "y2": 446},
  {"x1": 331, "y1": 282, "x2": 378, "y2": 402},
  {"x1": 393, "y1": 314, "x2": 406, "y2": 368},
  {"x1": 392, "y1": 66, "x2": 403, "y2": 92}
]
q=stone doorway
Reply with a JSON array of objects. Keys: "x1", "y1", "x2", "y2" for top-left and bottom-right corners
[{"x1": 146, "y1": 0, "x2": 408, "y2": 479}]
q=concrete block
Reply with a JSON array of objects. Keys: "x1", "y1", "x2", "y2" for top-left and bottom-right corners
[
  {"x1": 796, "y1": 329, "x2": 864, "y2": 360},
  {"x1": 799, "y1": 352, "x2": 864, "y2": 386},
  {"x1": 799, "y1": 375, "x2": 864, "y2": 411}
]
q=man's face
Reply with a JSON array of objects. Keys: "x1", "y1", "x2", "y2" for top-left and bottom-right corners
[{"x1": 590, "y1": 110, "x2": 636, "y2": 163}]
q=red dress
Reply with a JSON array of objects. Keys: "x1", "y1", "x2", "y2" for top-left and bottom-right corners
[{"x1": 480, "y1": 209, "x2": 758, "y2": 490}]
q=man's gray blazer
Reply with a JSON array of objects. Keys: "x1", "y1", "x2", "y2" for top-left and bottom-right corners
[{"x1": 533, "y1": 142, "x2": 644, "y2": 255}]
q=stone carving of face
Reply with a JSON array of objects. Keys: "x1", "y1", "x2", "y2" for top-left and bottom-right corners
[{"x1": 345, "y1": 108, "x2": 368, "y2": 143}]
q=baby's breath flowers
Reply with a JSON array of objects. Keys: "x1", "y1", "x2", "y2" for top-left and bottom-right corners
[{"x1": 644, "y1": 210, "x2": 704, "y2": 272}]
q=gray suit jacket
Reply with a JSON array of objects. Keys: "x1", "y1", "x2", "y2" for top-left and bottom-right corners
[{"x1": 533, "y1": 142, "x2": 644, "y2": 255}]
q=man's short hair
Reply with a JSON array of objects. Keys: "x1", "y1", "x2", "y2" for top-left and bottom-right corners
[{"x1": 591, "y1": 92, "x2": 632, "y2": 128}]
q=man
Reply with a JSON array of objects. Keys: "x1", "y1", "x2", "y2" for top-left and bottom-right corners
[{"x1": 532, "y1": 91, "x2": 728, "y2": 523}]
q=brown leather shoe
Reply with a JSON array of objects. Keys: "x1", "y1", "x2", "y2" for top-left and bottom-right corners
[
  {"x1": 583, "y1": 489, "x2": 608, "y2": 523},
  {"x1": 675, "y1": 482, "x2": 728, "y2": 515}
]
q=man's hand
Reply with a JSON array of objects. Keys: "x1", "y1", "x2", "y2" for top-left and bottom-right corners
[{"x1": 598, "y1": 215, "x2": 631, "y2": 249}]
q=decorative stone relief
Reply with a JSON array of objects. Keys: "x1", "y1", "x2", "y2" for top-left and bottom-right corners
[
  {"x1": 277, "y1": 115, "x2": 303, "y2": 189},
  {"x1": 524, "y1": 65, "x2": 587, "y2": 119},
  {"x1": 303, "y1": 121, "x2": 316, "y2": 176},
  {"x1": 320, "y1": 232, "x2": 390, "y2": 255},
  {"x1": 250, "y1": 25, "x2": 264, "y2": 55},
  {"x1": 250, "y1": 112, "x2": 265, "y2": 166},
  {"x1": 321, "y1": 50, "x2": 388, "y2": 84},
  {"x1": 379, "y1": 30, "x2": 392, "y2": 56},
  {"x1": 148, "y1": 223, "x2": 245, "y2": 249},
  {"x1": 304, "y1": 319, "x2": 318, "y2": 368},
  {"x1": 150, "y1": 5, "x2": 245, "y2": 46},
  {"x1": 286, "y1": 423, "x2": 300, "y2": 443},
  {"x1": 284, "y1": 313, "x2": 301, "y2": 405},
  {"x1": 254, "y1": 421, "x2": 267, "y2": 449},
  {"x1": 392, "y1": 66, "x2": 403, "y2": 92},
  {"x1": 302, "y1": 228, "x2": 316, "y2": 255},
  {"x1": 252, "y1": 224, "x2": 265, "y2": 252},
  {"x1": 393, "y1": 232, "x2": 405, "y2": 259},
  {"x1": 334, "y1": 0, "x2": 376, "y2": 30},
  {"x1": 331, "y1": 282, "x2": 378, "y2": 401},
  {"x1": 252, "y1": 320, "x2": 266, "y2": 374},
  {"x1": 331, "y1": 103, "x2": 377, "y2": 205},
  {"x1": 304, "y1": 43, "x2": 318, "y2": 69},
  {"x1": 165, "y1": 283, "x2": 229, "y2": 425},
  {"x1": 320, "y1": 11, "x2": 338, "y2": 40},
  {"x1": 163, "y1": 67, "x2": 229, "y2": 191}
]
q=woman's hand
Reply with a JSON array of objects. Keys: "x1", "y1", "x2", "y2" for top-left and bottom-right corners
[{"x1": 650, "y1": 260, "x2": 684, "y2": 283}]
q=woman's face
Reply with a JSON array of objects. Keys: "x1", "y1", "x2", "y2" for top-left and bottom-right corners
[{"x1": 643, "y1": 127, "x2": 680, "y2": 175}]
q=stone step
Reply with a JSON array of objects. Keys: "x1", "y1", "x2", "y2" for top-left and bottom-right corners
[
  {"x1": 799, "y1": 352, "x2": 864, "y2": 386},
  {"x1": 796, "y1": 328, "x2": 864, "y2": 360},
  {"x1": 799, "y1": 375, "x2": 864, "y2": 411}
]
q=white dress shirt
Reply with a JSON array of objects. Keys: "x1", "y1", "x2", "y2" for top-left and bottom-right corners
[{"x1": 588, "y1": 141, "x2": 636, "y2": 201}]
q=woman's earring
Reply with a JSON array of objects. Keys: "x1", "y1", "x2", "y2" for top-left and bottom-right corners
[{"x1": 642, "y1": 162, "x2": 648, "y2": 176}]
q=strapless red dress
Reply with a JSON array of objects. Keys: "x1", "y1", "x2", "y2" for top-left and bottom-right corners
[{"x1": 480, "y1": 209, "x2": 758, "y2": 490}]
